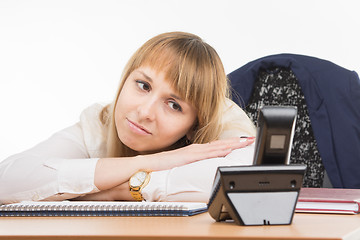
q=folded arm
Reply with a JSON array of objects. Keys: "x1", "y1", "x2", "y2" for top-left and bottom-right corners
[
  {"x1": 76, "y1": 144, "x2": 255, "y2": 202},
  {"x1": 0, "y1": 122, "x2": 254, "y2": 204}
]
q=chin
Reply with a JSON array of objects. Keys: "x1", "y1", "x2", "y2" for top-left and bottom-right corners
[
  {"x1": 129, "y1": 144, "x2": 169, "y2": 155},
  {"x1": 121, "y1": 137, "x2": 176, "y2": 154},
  {"x1": 123, "y1": 142, "x2": 154, "y2": 154}
]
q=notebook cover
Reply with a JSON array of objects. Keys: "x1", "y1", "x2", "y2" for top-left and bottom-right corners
[{"x1": 296, "y1": 188, "x2": 360, "y2": 214}]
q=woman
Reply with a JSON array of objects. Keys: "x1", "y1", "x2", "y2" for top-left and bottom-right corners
[{"x1": 0, "y1": 32, "x2": 256, "y2": 204}]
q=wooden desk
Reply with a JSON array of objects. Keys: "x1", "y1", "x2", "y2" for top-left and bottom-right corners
[{"x1": 1, "y1": 212, "x2": 360, "y2": 240}]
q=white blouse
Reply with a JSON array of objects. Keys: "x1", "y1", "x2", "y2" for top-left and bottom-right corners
[{"x1": 0, "y1": 99, "x2": 256, "y2": 204}]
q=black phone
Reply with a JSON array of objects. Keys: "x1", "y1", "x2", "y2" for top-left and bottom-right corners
[
  {"x1": 253, "y1": 106, "x2": 297, "y2": 165},
  {"x1": 207, "y1": 106, "x2": 306, "y2": 226}
]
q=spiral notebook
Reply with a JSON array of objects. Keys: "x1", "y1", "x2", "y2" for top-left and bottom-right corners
[{"x1": 0, "y1": 201, "x2": 207, "y2": 217}]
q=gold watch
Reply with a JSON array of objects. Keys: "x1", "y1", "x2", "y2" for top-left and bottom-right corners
[{"x1": 129, "y1": 170, "x2": 151, "y2": 201}]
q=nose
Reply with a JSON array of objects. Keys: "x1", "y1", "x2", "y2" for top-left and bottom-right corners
[{"x1": 137, "y1": 96, "x2": 156, "y2": 121}]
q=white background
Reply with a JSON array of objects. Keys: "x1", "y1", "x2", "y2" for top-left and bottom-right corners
[{"x1": 1, "y1": 0, "x2": 359, "y2": 162}]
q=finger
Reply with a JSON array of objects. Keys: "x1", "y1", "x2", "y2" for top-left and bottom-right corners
[
  {"x1": 209, "y1": 136, "x2": 254, "y2": 145},
  {"x1": 239, "y1": 137, "x2": 255, "y2": 146},
  {"x1": 211, "y1": 137, "x2": 255, "y2": 149},
  {"x1": 178, "y1": 137, "x2": 256, "y2": 163},
  {"x1": 206, "y1": 137, "x2": 255, "y2": 155},
  {"x1": 193, "y1": 147, "x2": 233, "y2": 160}
]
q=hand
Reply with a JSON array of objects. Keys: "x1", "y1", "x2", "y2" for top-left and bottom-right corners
[{"x1": 145, "y1": 136, "x2": 255, "y2": 171}]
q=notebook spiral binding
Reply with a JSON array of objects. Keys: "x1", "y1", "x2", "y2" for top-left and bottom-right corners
[{"x1": 0, "y1": 202, "x2": 189, "y2": 217}]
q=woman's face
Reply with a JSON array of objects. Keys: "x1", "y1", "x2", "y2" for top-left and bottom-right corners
[{"x1": 115, "y1": 66, "x2": 197, "y2": 153}]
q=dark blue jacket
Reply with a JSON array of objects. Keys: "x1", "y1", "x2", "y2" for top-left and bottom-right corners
[{"x1": 228, "y1": 53, "x2": 360, "y2": 188}]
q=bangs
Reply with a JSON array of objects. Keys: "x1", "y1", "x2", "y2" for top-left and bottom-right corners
[{"x1": 136, "y1": 37, "x2": 217, "y2": 112}]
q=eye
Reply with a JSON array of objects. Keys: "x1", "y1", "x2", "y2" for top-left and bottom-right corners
[
  {"x1": 168, "y1": 101, "x2": 183, "y2": 112},
  {"x1": 136, "y1": 80, "x2": 151, "y2": 92}
]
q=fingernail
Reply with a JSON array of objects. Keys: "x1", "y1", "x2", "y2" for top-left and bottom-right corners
[
  {"x1": 240, "y1": 136, "x2": 255, "y2": 143},
  {"x1": 239, "y1": 136, "x2": 248, "y2": 142}
]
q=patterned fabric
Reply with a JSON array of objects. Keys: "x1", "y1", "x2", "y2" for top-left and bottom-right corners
[{"x1": 245, "y1": 67, "x2": 324, "y2": 187}]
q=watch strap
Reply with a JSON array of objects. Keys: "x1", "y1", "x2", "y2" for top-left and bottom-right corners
[{"x1": 129, "y1": 170, "x2": 151, "y2": 201}]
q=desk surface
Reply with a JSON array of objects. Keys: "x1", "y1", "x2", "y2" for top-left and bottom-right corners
[{"x1": 1, "y1": 212, "x2": 360, "y2": 240}]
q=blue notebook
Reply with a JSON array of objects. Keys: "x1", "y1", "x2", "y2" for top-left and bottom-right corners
[{"x1": 0, "y1": 201, "x2": 207, "y2": 217}]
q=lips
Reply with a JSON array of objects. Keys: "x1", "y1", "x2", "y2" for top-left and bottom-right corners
[{"x1": 127, "y1": 118, "x2": 152, "y2": 135}]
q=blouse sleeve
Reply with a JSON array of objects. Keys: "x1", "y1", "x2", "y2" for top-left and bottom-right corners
[{"x1": 0, "y1": 123, "x2": 100, "y2": 204}]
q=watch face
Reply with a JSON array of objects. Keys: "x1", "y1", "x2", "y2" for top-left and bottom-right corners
[{"x1": 130, "y1": 171, "x2": 147, "y2": 187}]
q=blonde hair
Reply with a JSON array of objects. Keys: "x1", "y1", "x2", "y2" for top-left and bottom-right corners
[{"x1": 102, "y1": 32, "x2": 229, "y2": 157}]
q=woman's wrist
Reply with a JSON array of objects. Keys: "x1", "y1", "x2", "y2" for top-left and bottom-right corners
[{"x1": 94, "y1": 157, "x2": 142, "y2": 190}]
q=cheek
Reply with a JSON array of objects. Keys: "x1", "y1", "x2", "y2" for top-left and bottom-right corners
[
  {"x1": 114, "y1": 93, "x2": 131, "y2": 126},
  {"x1": 159, "y1": 114, "x2": 196, "y2": 140},
  {"x1": 116, "y1": 88, "x2": 134, "y2": 114},
  {"x1": 114, "y1": 97, "x2": 124, "y2": 121}
]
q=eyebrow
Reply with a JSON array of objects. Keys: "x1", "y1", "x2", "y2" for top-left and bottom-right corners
[
  {"x1": 136, "y1": 70, "x2": 183, "y2": 101},
  {"x1": 137, "y1": 70, "x2": 153, "y2": 83},
  {"x1": 170, "y1": 94, "x2": 181, "y2": 101}
]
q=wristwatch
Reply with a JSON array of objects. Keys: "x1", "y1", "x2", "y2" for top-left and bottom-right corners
[{"x1": 129, "y1": 170, "x2": 151, "y2": 201}]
